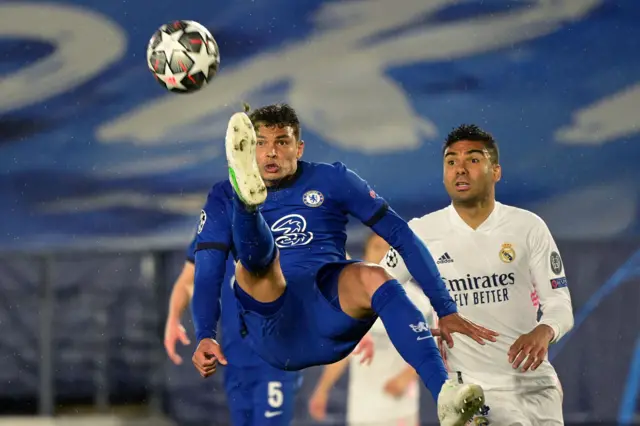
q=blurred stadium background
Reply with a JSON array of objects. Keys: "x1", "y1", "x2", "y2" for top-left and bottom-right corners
[{"x1": 0, "y1": 0, "x2": 638, "y2": 425}]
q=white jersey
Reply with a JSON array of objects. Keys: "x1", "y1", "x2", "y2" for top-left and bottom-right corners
[
  {"x1": 346, "y1": 283, "x2": 432, "y2": 424},
  {"x1": 381, "y1": 202, "x2": 574, "y2": 391}
]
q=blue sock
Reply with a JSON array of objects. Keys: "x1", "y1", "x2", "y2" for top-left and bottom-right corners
[
  {"x1": 232, "y1": 194, "x2": 276, "y2": 273},
  {"x1": 371, "y1": 279, "x2": 448, "y2": 402}
]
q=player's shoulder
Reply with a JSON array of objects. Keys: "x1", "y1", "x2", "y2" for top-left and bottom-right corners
[
  {"x1": 301, "y1": 161, "x2": 360, "y2": 191},
  {"x1": 303, "y1": 160, "x2": 349, "y2": 176},
  {"x1": 209, "y1": 179, "x2": 233, "y2": 195},
  {"x1": 499, "y1": 202, "x2": 548, "y2": 230},
  {"x1": 497, "y1": 203, "x2": 553, "y2": 243},
  {"x1": 408, "y1": 206, "x2": 451, "y2": 231},
  {"x1": 204, "y1": 180, "x2": 234, "y2": 208}
]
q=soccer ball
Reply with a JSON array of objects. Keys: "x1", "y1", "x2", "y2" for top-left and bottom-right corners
[{"x1": 146, "y1": 20, "x2": 220, "y2": 93}]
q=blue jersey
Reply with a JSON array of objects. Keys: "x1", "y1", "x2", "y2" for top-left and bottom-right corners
[{"x1": 193, "y1": 161, "x2": 457, "y2": 342}]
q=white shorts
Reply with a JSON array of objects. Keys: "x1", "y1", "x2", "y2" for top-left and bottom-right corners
[{"x1": 470, "y1": 385, "x2": 563, "y2": 425}]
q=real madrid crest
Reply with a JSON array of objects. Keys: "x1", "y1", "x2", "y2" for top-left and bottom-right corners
[
  {"x1": 499, "y1": 243, "x2": 515, "y2": 263},
  {"x1": 303, "y1": 190, "x2": 324, "y2": 207}
]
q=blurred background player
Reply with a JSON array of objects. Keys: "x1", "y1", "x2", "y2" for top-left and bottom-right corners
[
  {"x1": 382, "y1": 124, "x2": 574, "y2": 425},
  {"x1": 164, "y1": 232, "x2": 302, "y2": 426},
  {"x1": 308, "y1": 233, "x2": 435, "y2": 426}
]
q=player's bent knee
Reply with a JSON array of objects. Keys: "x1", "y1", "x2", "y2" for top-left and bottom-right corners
[
  {"x1": 337, "y1": 263, "x2": 394, "y2": 318},
  {"x1": 358, "y1": 263, "x2": 394, "y2": 296},
  {"x1": 235, "y1": 250, "x2": 281, "y2": 278},
  {"x1": 342, "y1": 263, "x2": 393, "y2": 297},
  {"x1": 235, "y1": 255, "x2": 287, "y2": 299},
  {"x1": 236, "y1": 249, "x2": 279, "y2": 278}
]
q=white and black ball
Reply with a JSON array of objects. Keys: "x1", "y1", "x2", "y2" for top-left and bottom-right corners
[{"x1": 146, "y1": 20, "x2": 220, "y2": 93}]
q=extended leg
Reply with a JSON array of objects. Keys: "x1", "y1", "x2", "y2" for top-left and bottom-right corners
[
  {"x1": 226, "y1": 112, "x2": 285, "y2": 303},
  {"x1": 337, "y1": 262, "x2": 484, "y2": 426},
  {"x1": 337, "y1": 263, "x2": 448, "y2": 399}
]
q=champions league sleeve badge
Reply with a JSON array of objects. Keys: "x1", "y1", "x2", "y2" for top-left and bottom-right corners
[
  {"x1": 198, "y1": 209, "x2": 206, "y2": 234},
  {"x1": 550, "y1": 251, "x2": 563, "y2": 274}
]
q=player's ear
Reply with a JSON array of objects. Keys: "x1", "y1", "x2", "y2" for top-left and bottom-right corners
[
  {"x1": 297, "y1": 140, "x2": 305, "y2": 159},
  {"x1": 493, "y1": 163, "x2": 502, "y2": 182}
]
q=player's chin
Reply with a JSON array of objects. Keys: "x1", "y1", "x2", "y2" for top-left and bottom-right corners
[
  {"x1": 263, "y1": 167, "x2": 291, "y2": 181},
  {"x1": 450, "y1": 191, "x2": 476, "y2": 203},
  {"x1": 261, "y1": 171, "x2": 283, "y2": 183}
]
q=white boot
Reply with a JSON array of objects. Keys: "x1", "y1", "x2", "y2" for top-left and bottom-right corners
[
  {"x1": 225, "y1": 112, "x2": 267, "y2": 207},
  {"x1": 437, "y1": 379, "x2": 485, "y2": 426}
]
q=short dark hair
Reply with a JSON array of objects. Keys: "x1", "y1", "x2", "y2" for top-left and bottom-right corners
[
  {"x1": 247, "y1": 103, "x2": 301, "y2": 140},
  {"x1": 443, "y1": 124, "x2": 499, "y2": 164}
]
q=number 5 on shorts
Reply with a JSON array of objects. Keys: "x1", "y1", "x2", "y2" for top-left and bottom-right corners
[{"x1": 268, "y1": 381, "x2": 283, "y2": 408}]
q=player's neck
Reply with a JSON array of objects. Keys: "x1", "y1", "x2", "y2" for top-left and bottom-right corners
[{"x1": 452, "y1": 197, "x2": 496, "y2": 230}]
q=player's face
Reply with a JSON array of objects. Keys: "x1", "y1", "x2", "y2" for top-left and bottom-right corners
[
  {"x1": 255, "y1": 123, "x2": 304, "y2": 185},
  {"x1": 443, "y1": 140, "x2": 501, "y2": 204}
]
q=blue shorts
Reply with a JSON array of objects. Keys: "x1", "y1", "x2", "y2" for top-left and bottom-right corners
[
  {"x1": 234, "y1": 260, "x2": 377, "y2": 370},
  {"x1": 224, "y1": 364, "x2": 301, "y2": 426}
]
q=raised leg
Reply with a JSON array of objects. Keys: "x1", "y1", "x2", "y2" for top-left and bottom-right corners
[{"x1": 226, "y1": 112, "x2": 285, "y2": 303}]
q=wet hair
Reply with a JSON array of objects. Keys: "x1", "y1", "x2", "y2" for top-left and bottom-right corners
[
  {"x1": 443, "y1": 124, "x2": 499, "y2": 164},
  {"x1": 245, "y1": 102, "x2": 301, "y2": 140}
]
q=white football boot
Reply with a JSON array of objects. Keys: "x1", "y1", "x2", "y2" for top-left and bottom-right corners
[
  {"x1": 437, "y1": 379, "x2": 485, "y2": 426},
  {"x1": 225, "y1": 112, "x2": 267, "y2": 207}
]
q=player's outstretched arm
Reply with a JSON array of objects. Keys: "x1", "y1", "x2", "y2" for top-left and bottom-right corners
[
  {"x1": 328, "y1": 163, "x2": 452, "y2": 315},
  {"x1": 164, "y1": 260, "x2": 194, "y2": 365},
  {"x1": 377, "y1": 217, "x2": 498, "y2": 347},
  {"x1": 191, "y1": 248, "x2": 228, "y2": 377},
  {"x1": 191, "y1": 185, "x2": 233, "y2": 378},
  {"x1": 528, "y1": 216, "x2": 574, "y2": 341},
  {"x1": 508, "y1": 216, "x2": 574, "y2": 372},
  {"x1": 330, "y1": 163, "x2": 498, "y2": 346},
  {"x1": 308, "y1": 358, "x2": 349, "y2": 421},
  {"x1": 373, "y1": 215, "x2": 455, "y2": 317}
]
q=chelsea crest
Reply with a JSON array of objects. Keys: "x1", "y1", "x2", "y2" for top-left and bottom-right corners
[{"x1": 303, "y1": 190, "x2": 324, "y2": 207}]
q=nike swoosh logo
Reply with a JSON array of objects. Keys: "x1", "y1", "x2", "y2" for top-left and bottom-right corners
[
  {"x1": 417, "y1": 335, "x2": 434, "y2": 341},
  {"x1": 264, "y1": 411, "x2": 283, "y2": 418}
]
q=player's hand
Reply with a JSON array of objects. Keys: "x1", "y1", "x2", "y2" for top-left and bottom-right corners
[
  {"x1": 308, "y1": 389, "x2": 329, "y2": 421},
  {"x1": 192, "y1": 338, "x2": 227, "y2": 378},
  {"x1": 352, "y1": 333, "x2": 374, "y2": 365},
  {"x1": 438, "y1": 313, "x2": 499, "y2": 348},
  {"x1": 383, "y1": 373, "x2": 414, "y2": 399},
  {"x1": 436, "y1": 337, "x2": 447, "y2": 366},
  {"x1": 434, "y1": 333, "x2": 448, "y2": 362},
  {"x1": 430, "y1": 328, "x2": 449, "y2": 362},
  {"x1": 164, "y1": 317, "x2": 191, "y2": 365},
  {"x1": 508, "y1": 324, "x2": 554, "y2": 372}
]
